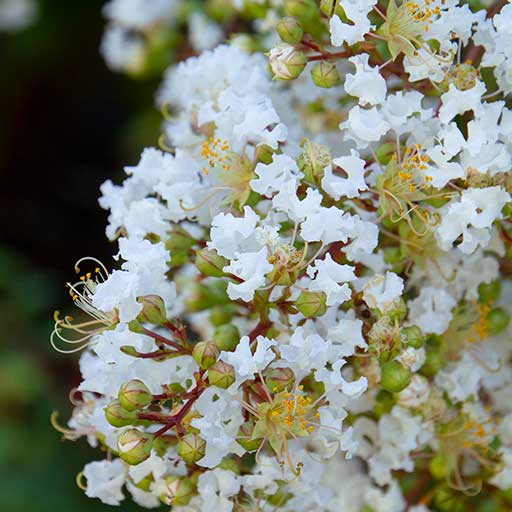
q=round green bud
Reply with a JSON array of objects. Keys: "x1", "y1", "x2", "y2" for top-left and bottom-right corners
[
  {"x1": 429, "y1": 452, "x2": 448, "y2": 479},
  {"x1": 264, "y1": 367, "x2": 295, "y2": 393},
  {"x1": 386, "y1": 298, "x2": 408, "y2": 323},
  {"x1": 165, "y1": 227, "x2": 196, "y2": 252},
  {"x1": 254, "y1": 143, "x2": 275, "y2": 165},
  {"x1": 192, "y1": 341, "x2": 220, "y2": 370},
  {"x1": 177, "y1": 433, "x2": 206, "y2": 464},
  {"x1": 311, "y1": 61, "x2": 341, "y2": 88},
  {"x1": 402, "y1": 325, "x2": 424, "y2": 349},
  {"x1": 420, "y1": 348, "x2": 446, "y2": 377},
  {"x1": 117, "y1": 428, "x2": 153, "y2": 465},
  {"x1": 269, "y1": 44, "x2": 307, "y2": 80},
  {"x1": 487, "y1": 307, "x2": 510, "y2": 335},
  {"x1": 118, "y1": 379, "x2": 153, "y2": 412},
  {"x1": 433, "y1": 486, "x2": 465, "y2": 512},
  {"x1": 237, "y1": 420, "x2": 264, "y2": 452},
  {"x1": 213, "y1": 324, "x2": 240, "y2": 352},
  {"x1": 185, "y1": 280, "x2": 229, "y2": 312},
  {"x1": 104, "y1": 400, "x2": 137, "y2": 427},
  {"x1": 159, "y1": 476, "x2": 196, "y2": 506},
  {"x1": 478, "y1": 280, "x2": 501, "y2": 304},
  {"x1": 195, "y1": 248, "x2": 228, "y2": 278},
  {"x1": 374, "y1": 389, "x2": 394, "y2": 418},
  {"x1": 208, "y1": 360, "x2": 236, "y2": 389},
  {"x1": 284, "y1": 0, "x2": 316, "y2": 21},
  {"x1": 502, "y1": 201, "x2": 512, "y2": 219},
  {"x1": 210, "y1": 305, "x2": 235, "y2": 326},
  {"x1": 295, "y1": 290, "x2": 327, "y2": 317},
  {"x1": 137, "y1": 295, "x2": 167, "y2": 325},
  {"x1": 277, "y1": 17, "x2": 304, "y2": 44},
  {"x1": 380, "y1": 360, "x2": 411, "y2": 393}
]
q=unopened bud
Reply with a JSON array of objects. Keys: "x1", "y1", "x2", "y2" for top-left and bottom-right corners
[
  {"x1": 284, "y1": 0, "x2": 316, "y2": 21},
  {"x1": 487, "y1": 307, "x2": 510, "y2": 335},
  {"x1": 386, "y1": 298, "x2": 408, "y2": 323},
  {"x1": 478, "y1": 280, "x2": 501, "y2": 304},
  {"x1": 213, "y1": 324, "x2": 240, "y2": 351},
  {"x1": 264, "y1": 367, "x2": 295, "y2": 393},
  {"x1": 185, "y1": 280, "x2": 229, "y2": 312},
  {"x1": 319, "y1": 0, "x2": 344, "y2": 17},
  {"x1": 195, "y1": 248, "x2": 228, "y2": 278},
  {"x1": 380, "y1": 360, "x2": 411, "y2": 393},
  {"x1": 158, "y1": 476, "x2": 196, "y2": 506},
  {"x1": 177, "y1": 433, "x2": 206, "y2": 464},
  {"x1": 165, "y1": 226, "x2": 196, "y2": 252},
  {"x1": 237, "y1": 420, "x2": 263, "y2": 451},
  {"x1": 117, "y1": 428, "x2": 153, "y2": 465},
  {"x1": 402, "y1": 325, "x2": 424, "y2": 349},
  {"x1": 269, "y1": 44, "x2": 307, "y2": 81},
  {"x1": 137, "y1": 295, "x2": 167, "y2": 325},
  {"x1": 295, "y1": 291, "x2": 327, "y2": 317},
  {"x1": 208, "y1": 360, "x2": 236, "y2": 388},
  {"x1": 383, "y1": 246, "x2": 403, "y2": 265},
  {"x1": 277, "y1": 17, "x2": 303, "y2": 44},
  {"x1": 118, "y1": 379, "x2": 153, "y2": 412},
  {"x1": 420, "y1": 348, "x2": 446, "y2": 377},
  {"x1": 311, "y1": 61, "x2": 341, "y2": 88},
  {"x1": 210, "y1": 305, "x2": 235, "y2": 326},
  {"x1": 193, "y1": 341, "x2": 220, "y2": 370},
  {"x1": 104, "y1": 399, "x2": 137, "y2": 427},
  {"x1": 429, "y1": 452, "x2": 448, "y2": 479}
]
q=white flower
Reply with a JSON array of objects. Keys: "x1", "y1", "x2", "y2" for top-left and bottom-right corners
[
  {"x1": 323, "y1": 149, "x2": 368, "y2": 199},
  {"x1": 209, "y1": 206, "x2": 259, "y2": 259},
  {"x1": 363, "y1": 272, "x2": 404, "y2": 313},
  {"x1": 436, "y1": 186, "x2": 510, "y2": 254},
  {"x1": 197, "y1": 469, "x2": 241, "y2": 512},
  {"x1": 221, "y1": 335, "x2": 276, "y2": 381},
  {"x1": 307, "y1": 254, "x2": 356, "y2": 306},
  {"x1": 408, "y1": 286, "x2": 456, "y2": 335},
  {"x1": 344, "y1": 54, "x2": 387, "y2": 106},
  {"x1": 329, "y1": 0, "x2": 376, "y2": 46},
  {"x1": 83, "y1": 459, "x2": 126, "y2": 506},
  {"x1": 438, "y1": 81, "x2": 486, "y2": 124},
  {"x1": 224, "y1": 247, "x2": 273, "y2": 302},
  {"x1": 341, "y1": 106, "x2": 390, "y2": 148},
  {"x1": 250, "y1": 153, "x2": 302, "y2": 196}
]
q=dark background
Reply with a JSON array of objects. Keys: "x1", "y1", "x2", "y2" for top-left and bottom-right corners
[{"x1": 0, "y1": 1, "x2": 162, "y2": 510}]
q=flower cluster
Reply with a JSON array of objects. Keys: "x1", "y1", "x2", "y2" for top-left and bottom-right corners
[{"x1": 54, "y1": 1, "x2": 512, "y2": 511}]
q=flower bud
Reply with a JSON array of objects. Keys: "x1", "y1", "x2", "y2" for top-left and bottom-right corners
[
  {"x1": 104, "y1": 399, "x2": 137, "y2": 427},
  {"x1": 192, "y1": 341, "x2": 220, "y2": 370},
  {"x1": 374, "y1": 389, "x2": 394, "y2": 418},
  {"x1": 487, "y1": 307, "x2": 510, "y2": 335},
  {"x1": 208, "y1": 360, "x2": 236, "y2": 388},
  {"x1": 277, "y1": 17, "x2": 303, "y2": 44},
  {"x1": 177, "y1": 433, "x2": 206, "y2": 464},
  {"x1": 402, "y1": 325, "x2": 424, "y2": 349},
  {"x1": 165, "y1": 226, "x2": 196, "y2": 252},
  {"x1": 380, "y1": 360, "x2": 411, "y2": 393},
  {"x1": 137, "y1": 295, "x2": 167, "y2": 325},
  {"x1": 269, "y1": 44, "x2": 307, "y2": 81},
  {"x1": 117, "y1": 428, "x2": 153, "y2": 465},
  {"x1": 264, "y1": 367, "x2": 295, "y2": 393},
  {"x1": 429, "y1": 452, "x2": 448, "y2": 479},
  {"x1": 420, "y1": 348, "x2": 446, "y2": 377},
  {"x1": 295, "y1": 291, "x2": 327, "y2": 317},
  {"x1": 433, "y1": 486, "x2": 465, "y2": 512},
  {"x1": 118, "y1": 379, "x2": 153, "y2": 412},
  {"x1": 237, "y1": 421, "x2": 263, "y2": 452},
  {"x1": 195, "y1": 248, "x2": 228, "y2": 278},
  {"x1": 385, "y1": 298, "x2": 408, "y2": 323},
  {"x1": 284, "y1": 0, "x2": 316, "y2": 21},
  {"x1": 319, "y1": 0, "x2": 344, "y2": 17},
  {"x1": 311, "y1": 61, "x2": 341, "y2": 88},
  {"x1": 478, "y1": 280, "x2": 501, "y2": 304},
  {"x1": 383, "y1": 246, "x2": 403, "y2": 265},
  {"x1": 185, "y1": 280, "x2": 229, "y2": 312},
  {"x1": 158, "y1": 476, "x2": 196, "y2": 506},
  {"x1": 213, "y1": 324, "x2": 240, "y2": 351},
  {"x1": 210, "y1": 305, "x2": 235, "y2": 326}
]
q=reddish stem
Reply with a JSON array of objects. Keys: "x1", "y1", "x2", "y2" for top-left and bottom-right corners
[
  {"x1": 142, "y1": 327, "x2": 190, "y2": 353},
  {"x1": 248, "y1": 319, "x2": 272, "y2": 343}
]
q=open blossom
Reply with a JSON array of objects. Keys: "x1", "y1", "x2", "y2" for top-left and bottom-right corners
[{"x1": 53, "y1": 1, "x2": 512, "y2": 510}]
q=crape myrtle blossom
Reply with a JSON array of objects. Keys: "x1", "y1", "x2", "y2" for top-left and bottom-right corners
[{"x1": 53, "y1": 1, "x2": 512, "y2": 511}]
